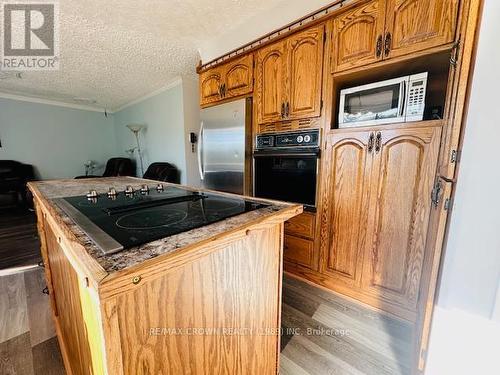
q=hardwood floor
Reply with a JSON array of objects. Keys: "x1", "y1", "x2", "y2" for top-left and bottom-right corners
[
  {"x1": 0, "y1": 271, "x2": 412, "y2": 374},
  {"x1": 0, "y1": 205, "x2": 41, "y2": 270},
  {"x1": 281, "y1": 275, "x2": 413, "y2": 375},
  {"x1": 0, "y1": 268, "x2": 61, "y2": 375}
]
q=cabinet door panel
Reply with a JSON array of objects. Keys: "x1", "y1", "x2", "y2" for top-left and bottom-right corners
[
  {"x1": 284, "y1": 235, "x2": 315, "y2": 268},
  {"x1": 45, "y1": 225, "x2": 98, "y2": 375},
  {"x1": 362, "y1": 126, "x2": 441, "y2": 309},
  {"x1": 384, "y1": 0, "x2": 459, "y2": 59},
  {"x1": 199, "y1": 69, "x2": 222, "y2": 106},
  {"x1": 224, "y1": 54, "x2": 254, "y2": 98},
  {"x1": 332, "y1": 0, "x2": 385, "y2": 73},
  {"x1": 322, "y1": 131, "x2": 373, "y2": 286},
  {"x1": 255, "y1": 41, "x2": 287, "y2": 124},
  {"x1": 288, "y1": 25, "x2": 324, "y2": 119}
]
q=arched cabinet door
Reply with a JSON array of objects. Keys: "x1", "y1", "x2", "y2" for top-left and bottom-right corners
[
  {"x1": 384, "y1": 0, "x2": 459, "y2": 59},
  {"x1": 287, "y1": 25, "x2": 324, "y2": 119},
  {"x1": 199, "y1": 68, "x2": 223, "y2": 106},
  {"x1": 321, "y1": 130, "x2": 374, "y2": 288},
  {"x1": 361, "y1": 125, "x2": 442, "y2": 311},
  {"x1": 255, "y1": 40, "x2": 287, "y2": 124},
  {"x1": 332, "y1": 0, "x2": 385, "y2": 73},
  {"x1": 224, "y1": 54, "x2": 254, "y2": 99}
]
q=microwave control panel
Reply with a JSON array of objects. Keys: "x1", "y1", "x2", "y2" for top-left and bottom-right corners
[{"x1": 255, "y1": 129, "x2": 320, "y2": 149}]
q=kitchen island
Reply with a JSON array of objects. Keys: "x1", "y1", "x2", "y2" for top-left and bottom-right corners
[{"x1": 28, "y1": 177, "x2": 302, "y2": 375}]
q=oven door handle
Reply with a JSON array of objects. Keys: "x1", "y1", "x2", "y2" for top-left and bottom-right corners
[{"x1": 253, "y1": 151, "x2": 320, "y2": 158}]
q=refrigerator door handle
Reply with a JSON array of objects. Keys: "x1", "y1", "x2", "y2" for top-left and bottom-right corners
[{"x1": 197, "y1": 121, "x2": 205, "y2": 180}]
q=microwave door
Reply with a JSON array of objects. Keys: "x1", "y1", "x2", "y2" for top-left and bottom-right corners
[{"x1": 339, "y1": 76, "x2": 408, "y2": 128}]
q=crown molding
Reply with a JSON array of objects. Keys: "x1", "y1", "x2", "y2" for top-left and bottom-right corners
[
  {"x1": 0, "y1": 76, "x2": 184, "y2": 114},
  {"x1": 112, "y1": 77, "x2": 183, "y2": 113},
  {"x1": 0, "y1": 91, "x2": 106, "y2": 113}
]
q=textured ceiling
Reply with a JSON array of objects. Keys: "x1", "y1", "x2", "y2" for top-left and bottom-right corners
[{"x1": 0, "y1": 0, "x2": 285, "y2": 111}]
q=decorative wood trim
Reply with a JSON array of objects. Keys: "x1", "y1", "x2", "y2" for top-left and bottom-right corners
[{"x1": 197, "y1": 0, "x2": 358, "y2": 73}]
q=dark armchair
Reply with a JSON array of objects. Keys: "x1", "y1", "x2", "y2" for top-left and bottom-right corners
[
  {"x1": 76, "y1": 158, "x2": 134, "y2": 179},
  {"x1": 102, "y1": 158, "x2": 134, "y2": 177},
  {"x1": 143, "y1": 162, "x2": 180, "y2": 184},
  {"x1": 0, "y1": 160, "x2": 35, "y2": 206}
]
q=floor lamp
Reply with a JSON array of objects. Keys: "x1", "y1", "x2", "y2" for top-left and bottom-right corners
[{"x1": 126, "y1": 124, "x2": 146, "y2": 176}]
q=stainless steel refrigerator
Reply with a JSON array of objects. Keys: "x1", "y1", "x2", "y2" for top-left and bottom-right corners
[{"x1": 198, "y1": 98, "x2": 251, "y2": 195}]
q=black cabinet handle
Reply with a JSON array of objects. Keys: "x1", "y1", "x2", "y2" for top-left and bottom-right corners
[
  {"x1": 376, "y1": 35, "x2": 383, "y2": 58},
  {"x1": 281, "y1": 102, "x2": 285, "y2": 118},
  {"x1": 384, "y1": 32, "x2": 392, "y2": 57},
  {"x1": 375, "y1": 132, "x2": 382, "y2": 153},
  {"x1": 368, "y1": 132, "x2": 375, "y2": 153},
  {"x1": 285, "y1": 102, "x2": 290, "y2": 118}
]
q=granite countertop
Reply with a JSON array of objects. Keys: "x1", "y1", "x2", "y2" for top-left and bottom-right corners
[{"x1": 29, "y1": 177, "x2": 296, "y2": 274}]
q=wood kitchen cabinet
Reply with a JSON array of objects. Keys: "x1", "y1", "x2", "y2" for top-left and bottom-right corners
[
  {"x1": 255, "y1": 40, "x2": 288, "y2": 123},
  {"x1": 256, "y1": 24, "x2": 325, "y2": 124},
  {"x1": 361, "y1": 125, "x2": 441, "y2": 310},
  {"x1": 200, "y1": 67, "x2": 224, "y2": 106},
  {"x1": 284, "y1": 212, "x2": 317, "y2": 269},
  {"x1": 332, "y1": 0, "x2": 386, "y2": 72},
  {"x1": 384, "y1": 0, "x2": 459, "y2": 60},
  {"x1": 331, "y1": 0, "x2": 459, "y2": 73},
  {"x1": 287, "y1": 25, "x2": 324, "y2": 120},
  {"x1": 321, "y1": 125, "x2": 441, "y2": 312},
  {"x1": 200, "y1": 54, "x2": 254, "y2": 107},
  {"x1": 321, "y1": 130, "x2": 373, "y2": 288}
]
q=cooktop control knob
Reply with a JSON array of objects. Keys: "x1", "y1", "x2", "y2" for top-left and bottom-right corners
[
  {"x1": 297, "y1": 135, "x2": 304, "y2": 143},
  {"x1": 107, "y1": 188, "x2": 117, "y2": 197},
  {"x1": 124, "y1": 186, "x2": 135, "y2": 195},
  {"x1": 156, "y1": 183, "x2": 164, "y2": 192},
  {"x1": 140, "y1": 185, "x2": 149, "y2": 195},
  {"x1": 86, "y1": 190, "x2": 98, "y2": 199},
  {"x1": 304, "y1": 135, "x2": 311, "y2": 143}
]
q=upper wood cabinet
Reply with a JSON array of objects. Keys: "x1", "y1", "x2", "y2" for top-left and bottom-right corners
[
  {"x1": 200, "y1": 67, "x2": 224, "y2": 106},
  {"x1": 256, "y1": 24, "x2": 325, "y2": 124},
  {"x1": 321, "y1": 125, "x2": 441, "y2": 312},
  {"x1": 199, "y1": 54, "x2": 254, "y2": 107},
  {"x1": 223, "y1": 54, "x2": 254, "y2": 98},
  {"x1": 255, "y1": 40, "x2": 287, "y2": 124},
  {"x1": 287, "y1": 26, "x2": 325, "y2": 120},
  {"x1": 361, "y1": 125, "x2": 441, "y2": 310},
  {"x1": 384, "y1": 0, "x2": 459, "y2": 59},
  {"x1": 331, "y1": 0, "x2": 459, "y2": 73},
  {"x1": 332, "y1": 0, "x2": 386, "y2": 72}
]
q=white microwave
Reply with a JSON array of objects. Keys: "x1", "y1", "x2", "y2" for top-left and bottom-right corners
[{"x1": 338, "y1": 72, "x2": 428, "y2": 128}]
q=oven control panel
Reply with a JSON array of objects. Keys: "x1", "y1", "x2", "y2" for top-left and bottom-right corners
[{"x1": 256, "y1": 129, "x2": 320, "y2": 149}]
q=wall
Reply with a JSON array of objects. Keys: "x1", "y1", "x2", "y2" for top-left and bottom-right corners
[
  {"x1": 198, "y1": 0, "x2": 333, "y2": 62},
  {"x1": 0, "y1": 98, "x2": 116, "y2": 179},
  {"x1": 113, "y1": 80, "x2": 187, "y2": 182},
  {"x1": 425, "y1": 1, "x2": 500, "y2": 374}
]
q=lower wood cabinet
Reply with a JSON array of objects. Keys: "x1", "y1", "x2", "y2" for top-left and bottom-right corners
[
  {"x1": 284, "y1": 212, "x2": 316, "y2": 269},
  {"x1": 320, "y1": 125, "x2": 442, "y2": 315},
  {"x1": 284, "y1": 235, "x2": 315, "y2": 268}
]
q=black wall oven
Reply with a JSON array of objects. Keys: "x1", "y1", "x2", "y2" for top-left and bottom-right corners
[{"x1": 253, "y1": 130, "x2": 320, "y2": 211}]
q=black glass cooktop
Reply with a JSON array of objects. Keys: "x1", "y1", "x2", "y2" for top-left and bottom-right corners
[{"x1": 55, "y1": 186, "x2": 268, "y2": 255}]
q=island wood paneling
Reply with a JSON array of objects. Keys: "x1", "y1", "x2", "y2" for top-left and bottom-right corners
[
  {"x1": 101, "y1": 224, "x2": 283, "y2": 375},
  {"x1": 45, "y1": 223, "x2": 105, "y2": 375}
]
